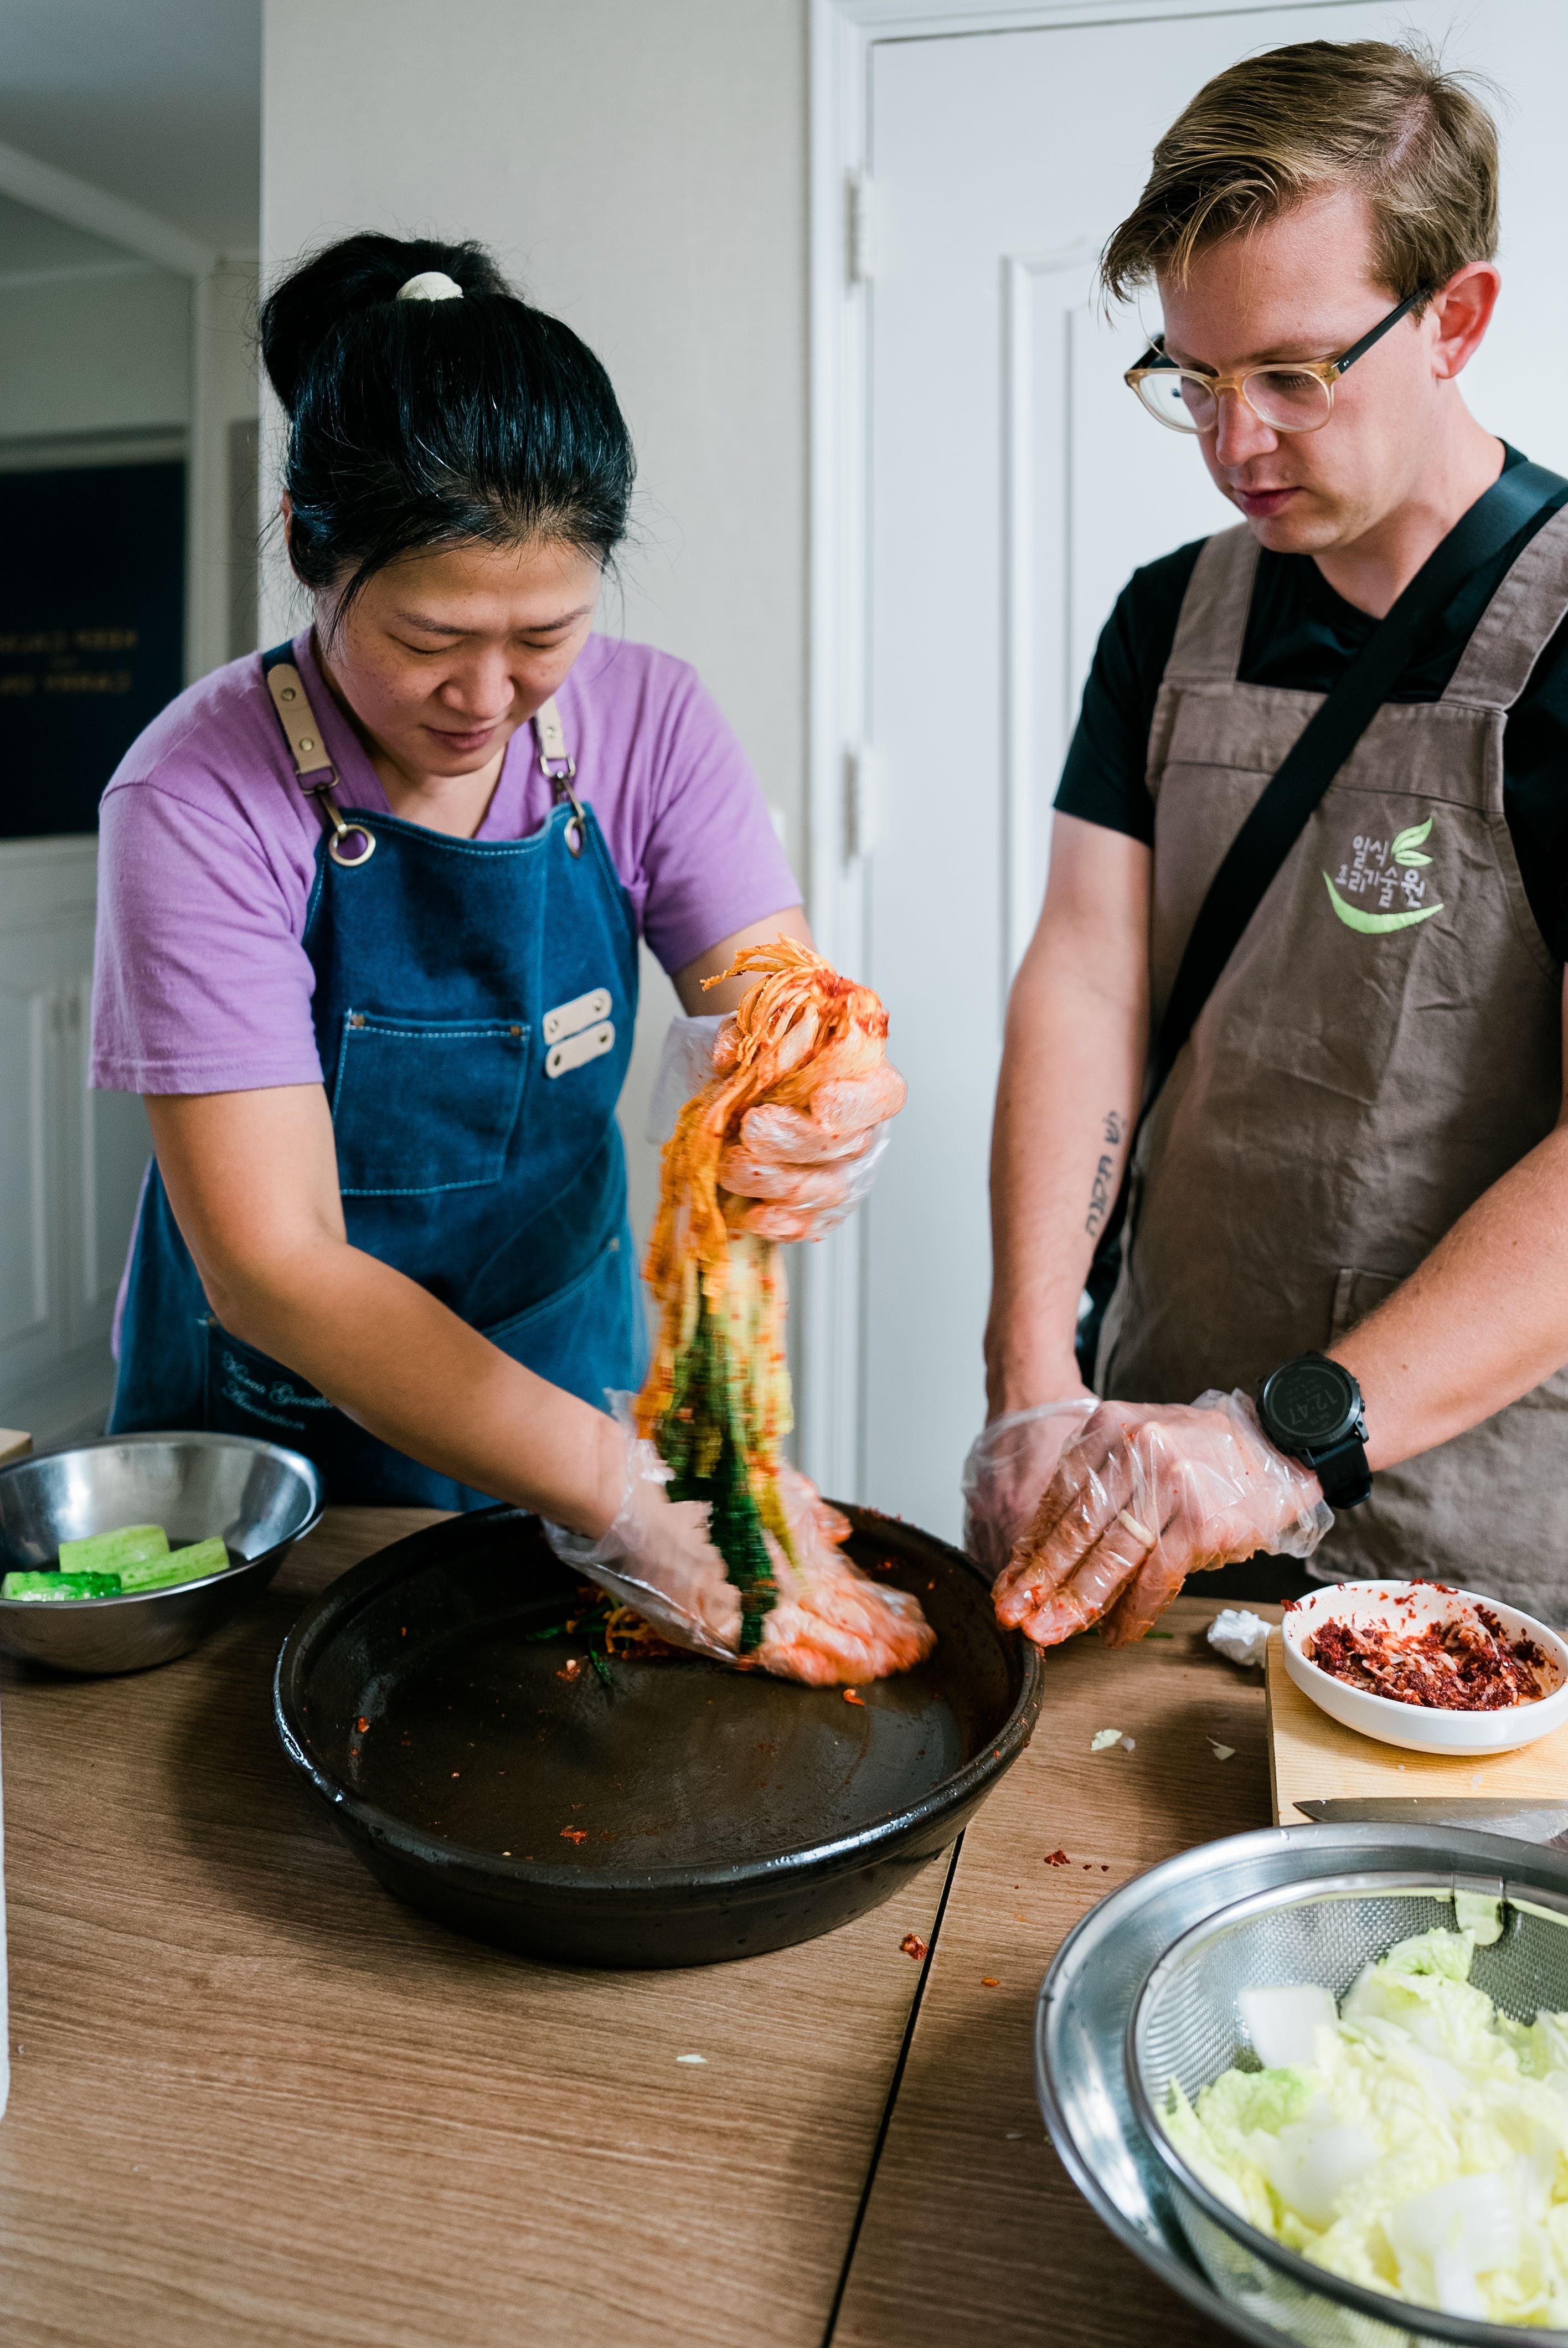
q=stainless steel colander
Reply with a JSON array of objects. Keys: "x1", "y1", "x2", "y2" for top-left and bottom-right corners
[{"x1": 1127, "y1": 1870, "x2": 1568, "y2": 2346}]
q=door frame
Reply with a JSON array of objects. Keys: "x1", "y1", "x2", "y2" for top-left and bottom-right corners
[{"x1": 803, "y1": 0, "x2": 1360, "y2": 1499}]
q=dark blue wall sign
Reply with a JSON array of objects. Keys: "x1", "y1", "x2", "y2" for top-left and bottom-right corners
[{"x1": 0, "y1": 460, "x2": 185, "y2": 838}]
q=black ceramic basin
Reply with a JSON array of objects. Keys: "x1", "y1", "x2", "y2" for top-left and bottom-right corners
[{"x1": 274, "y1": 1502, "x2": 1040, "y2": 1968}]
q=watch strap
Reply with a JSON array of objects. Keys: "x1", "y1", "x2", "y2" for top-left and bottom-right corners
[{"x1": 1304, "y1": 1427, "x2": 1372, "y2": 1511}]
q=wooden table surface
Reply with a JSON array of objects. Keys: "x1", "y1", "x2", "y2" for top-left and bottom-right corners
[
  {"x1": 834, "y1": 1597, "x2": 1281, "y2": 2348},
  {"x1": 0, "y1": 1510, "x2": 1277, "y2": 2347}
]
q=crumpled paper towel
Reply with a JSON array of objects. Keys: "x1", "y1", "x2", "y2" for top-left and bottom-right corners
[{"x1": 1207, "y1": 1607, "x2": 1270, "y2": 1670}]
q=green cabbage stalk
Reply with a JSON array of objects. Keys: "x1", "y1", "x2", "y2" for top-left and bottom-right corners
[{"x1": 1164, "y1": 1919, "x2": 1568, "y2": 2325}]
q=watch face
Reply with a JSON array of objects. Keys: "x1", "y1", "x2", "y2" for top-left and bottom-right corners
[{"x1": 1263, "y1": 1356, "x2": 1358, "y2": 1449}]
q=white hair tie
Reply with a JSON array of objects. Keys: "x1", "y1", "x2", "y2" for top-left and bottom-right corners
[{"x1": 396, "y1": 270, "x2": 464, "y2": 302}]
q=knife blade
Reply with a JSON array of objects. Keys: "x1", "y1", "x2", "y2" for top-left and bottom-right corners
[{"x1": 1296, "y1": 1796, "x2": 1568, "y2": 1851}]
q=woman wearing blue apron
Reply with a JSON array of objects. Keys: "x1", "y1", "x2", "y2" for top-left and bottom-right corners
[{"x1": 90, "y1": 234, "x2": 894, "y2": 1655}]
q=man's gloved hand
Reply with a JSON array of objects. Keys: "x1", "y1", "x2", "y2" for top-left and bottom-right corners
[
  {"x1": 647, "y1": 1012, "x2": 906, "y2": 1243},
  {"x1": 992, "y1": 1389, "x2": 1332, "y2": 1650},
  {"x1": 961, "y1": 1397, "x2": 1097, "y2": 1575},
  {"x1": 542, "y1": 1419, "x2": 742, "y2": 1660}
]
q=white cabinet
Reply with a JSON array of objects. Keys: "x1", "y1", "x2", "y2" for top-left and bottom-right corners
[{"x1": 0, "y1": 837, "x2": 149, "y2": 1444}]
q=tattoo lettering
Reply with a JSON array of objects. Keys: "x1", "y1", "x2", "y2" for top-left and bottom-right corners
[{"x1": 1085, "y1": 1110, "x2": 1127, "y2": 1239}]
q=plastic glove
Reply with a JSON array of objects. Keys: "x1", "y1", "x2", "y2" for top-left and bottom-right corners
[
  {"x1": 993, "y1": 1390, "x2": 1332, "y2": 1651},
  {"x1": 541, "y1": 1414, "x2": 742, "y2": 1661},
  {"x1": 755, "y1": 1463, "x2": 936, "y2": 1686},
  {"x1": 717, "y1": 1058, "x2": 907, "y2": 1241},
  {"x1": 961, "y1": 1397, "x2": 1098, "y2": 1575},
  {"x1": 647, "y1": 1014, "x2": 729, "y2": 1145}
]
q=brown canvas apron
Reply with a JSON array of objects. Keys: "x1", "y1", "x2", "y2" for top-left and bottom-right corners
[{"x1": 1099, "y1": 513, "x2": 1568, "y2": 1615}]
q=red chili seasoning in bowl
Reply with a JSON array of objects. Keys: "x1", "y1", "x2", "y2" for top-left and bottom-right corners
[{"x1": 1305, "y1": 1602, "x2": 1551, "y2": 1711}]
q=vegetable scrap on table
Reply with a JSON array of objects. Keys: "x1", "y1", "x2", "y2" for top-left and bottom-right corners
[
  {"x1": 1165, "y1": 1916, "x2": 1568, "y2": 2325},
  {"x1": 1, "y1": 1522, "x2": 230, "y2": 1603}
]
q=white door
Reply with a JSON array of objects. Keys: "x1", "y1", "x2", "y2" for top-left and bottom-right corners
[
  {"x1": 850, "y1": 0, "x2": 1568, "y2": 1542},
  {"x1": 0, "y1": 840, "x2": 149, "y2": 1442}
]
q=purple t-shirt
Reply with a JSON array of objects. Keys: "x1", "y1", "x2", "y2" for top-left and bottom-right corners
[{"x1": 91, "y1": 629, "x2": 801, "y2": 1095}]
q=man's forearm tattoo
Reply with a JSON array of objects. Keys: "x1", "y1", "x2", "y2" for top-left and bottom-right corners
[{"x1": 1085, "y1": 1110, "x2": 1126, "y2": 1239}]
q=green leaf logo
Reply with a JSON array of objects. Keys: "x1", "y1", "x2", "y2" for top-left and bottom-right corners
[
  {"x1": 1392, "y1": 818, "x2": 1433, "y2": 867},
  {"x1": 1323, "y1": 872, "x2": 1444, "y2": 933}
]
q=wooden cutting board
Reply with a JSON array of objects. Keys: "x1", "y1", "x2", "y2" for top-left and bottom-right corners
[{"x1": 1267, "y1": 1629, "x2": 1568, "y2": 1824}]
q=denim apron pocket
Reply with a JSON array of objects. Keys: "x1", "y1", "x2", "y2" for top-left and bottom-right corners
[
  {"x1": 331, "y1": 1010, "x2": 529, "y2": 1196},
  {"x1": 200, "y1": 1217, "x2": 644, "y2": 1498},
  {"x1": 482, "y1": 1223, "x2": 647, "y2": 1408}
]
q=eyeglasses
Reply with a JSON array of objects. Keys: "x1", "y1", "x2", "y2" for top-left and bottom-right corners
[{"x1": 1124, "y1": 287, "x2": 1431, "y2": 435}]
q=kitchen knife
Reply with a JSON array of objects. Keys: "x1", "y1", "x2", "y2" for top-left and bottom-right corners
[{"x1": 1296, "y1": 1797, "x2": 1568, "y2": 1852}]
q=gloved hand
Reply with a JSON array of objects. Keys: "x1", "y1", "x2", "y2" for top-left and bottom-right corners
[
  {"x1": 716, "y1": 1056, "x2": 906, "y2": 1241},
  {"x1": 961, "y1": 1397, "x2": 1098, "y2": 1575},
  {"x1": 542, "y1": 1417, "x2": 742, "y2": 1661},
  {"x1": 992, "y1": 1390, "x2": 1332, "y2": 1650},
  {"x1": 647, "y1": 1012, "x2": 906, "y2": 1243}
]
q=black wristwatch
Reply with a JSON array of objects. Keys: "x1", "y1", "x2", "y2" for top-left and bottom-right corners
[{"x1": 1257, "y1": 1353, "x2": 1372, "y2": 1510}]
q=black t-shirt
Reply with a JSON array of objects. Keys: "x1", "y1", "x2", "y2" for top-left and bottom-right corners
[{"x1": 1055, "y1": 446, "x2": 1568, "y2": 961}]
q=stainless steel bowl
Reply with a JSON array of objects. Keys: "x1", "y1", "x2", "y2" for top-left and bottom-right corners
[
  {"x1": 0, "y1": 1432, "x2": 323, "y2": 1674},
  {"x1": 1036, "y1": 1824, "x2": 1568, "y2": 2348},
  {"x1": 1128, "y1": 1862, "x2": 1568, "y2": 2347}
]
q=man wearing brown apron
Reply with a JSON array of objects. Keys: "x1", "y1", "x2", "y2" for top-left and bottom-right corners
[{"x1": 971, "y1": 38, "x2": 1568, "y2": 1637}]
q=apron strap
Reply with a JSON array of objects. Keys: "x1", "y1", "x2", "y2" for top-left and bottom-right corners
[
  {"x1": 1441, "y1": 500, "x2": 1568, "y2": 712},
  {"x1": 260, "y1": 642, "x2": 376, "y2": 869},
  {"x1": 532, "y1": 694, "x2": 586, "y2": 857},
  {"x1": 1164, "y1": 524, "x2": 1260, "y2": 686}
]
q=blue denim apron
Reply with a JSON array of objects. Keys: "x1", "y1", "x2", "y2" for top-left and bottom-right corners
[{"x1": 109, "y1": 646, "x2": 645, "y2": 1507}]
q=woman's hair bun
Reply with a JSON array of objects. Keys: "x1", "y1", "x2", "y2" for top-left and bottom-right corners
[
  {"x1": 260, "y1": 232, "x2": 510, "y2": 414},
  {"x1": 260, "y1": 229, "x2": 635, "y2": 616}
]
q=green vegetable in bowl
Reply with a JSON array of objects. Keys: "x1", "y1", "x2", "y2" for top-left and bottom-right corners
[
  {"x1": 58, "y1": 1524, "x2": 168, "y2": 1574},
  {"x1": 1164, "y1": 1923, "x2": 1568, "y2": 2326},
  {"x1": 3, "y1": 1572, "x2": 122, "y2": 1602},
  {"x1": 0, "y1": 1527, "x2": 233, "y2": 1603},
  {"x1": 120, "y1": 1538, "x2": 229, "y2": 1590}
]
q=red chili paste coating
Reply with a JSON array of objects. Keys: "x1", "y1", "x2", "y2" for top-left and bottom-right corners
[{"x1": 1305, "y1": 1602, "x2": 1551, "y2": 1711}]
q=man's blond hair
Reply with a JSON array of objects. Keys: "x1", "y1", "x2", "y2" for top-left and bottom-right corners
[{"x1": 1101, "y1": 38, "x2": 1498, "y2": 308}]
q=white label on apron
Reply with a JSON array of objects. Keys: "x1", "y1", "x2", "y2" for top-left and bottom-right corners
[
  {"x1": 545, "y1": 1021, "x2": 615, "y2": 1079},
  {"x1": 542, "y1": 988, "x2": 612, "y2": 1046}
]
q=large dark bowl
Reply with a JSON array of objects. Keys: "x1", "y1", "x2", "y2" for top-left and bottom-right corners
[{"x1": 274, "y1": 1502, "x2": 1040, "y2": 1968}]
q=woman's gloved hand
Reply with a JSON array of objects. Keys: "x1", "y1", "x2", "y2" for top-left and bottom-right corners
[
  {"x1": 993, "y1": 1390, "x2": 1332, "y2": 1650},
  {"x1": 961, "y1": 1397, "x2": 1097, "y2": 1575},
  {"x1": 542, "y1": 1419, "x2": 742, "y2": 1661},
  {"x1": 647, "y1": 1012, "x2": 906, "y2": 1243},
  {"x1": 716, "y1": 1057, "x2": 907, "y2": 1241}
]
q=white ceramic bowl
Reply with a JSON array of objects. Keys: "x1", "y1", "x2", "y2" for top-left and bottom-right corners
[{"x1": 1281, "y1": 1578, "x2": 1568, "y2": 1755}]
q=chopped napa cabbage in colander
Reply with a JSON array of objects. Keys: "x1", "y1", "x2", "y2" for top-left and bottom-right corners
[{"x1": 1164, "y1": 1922, "x2": 1568, "y2": 2326}]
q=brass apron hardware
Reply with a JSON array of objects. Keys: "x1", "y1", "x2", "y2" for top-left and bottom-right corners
[
  {"x1": 264, "y1": 661, "x2": 376, "y2": 866},
  {"x1": 533, "y1": 694, "x2": 585, "y2": 855}
]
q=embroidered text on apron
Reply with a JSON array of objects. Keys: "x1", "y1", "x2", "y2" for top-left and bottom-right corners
[
  {"x1": 110, "y1": 650, "x2": 645, "y2": 1507},
  {"x1": 1100, "y1": 514, "x2": 1568, "y2": 1615}
]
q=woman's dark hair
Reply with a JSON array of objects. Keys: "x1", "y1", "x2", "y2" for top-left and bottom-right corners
[{"x1": 260, "y1": 232, "x2": 634, "y2": 618}]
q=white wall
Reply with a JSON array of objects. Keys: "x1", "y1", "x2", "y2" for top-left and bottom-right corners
[
  {"x1": 0, "y1": 262, "x2": 190, "y2": 441},
  {"x1": 260, "y1": 0, "x2": 808, "y2": 1248},
  {"x1": 187, "y1": 257, "x2": 260, "y2": 681}
]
